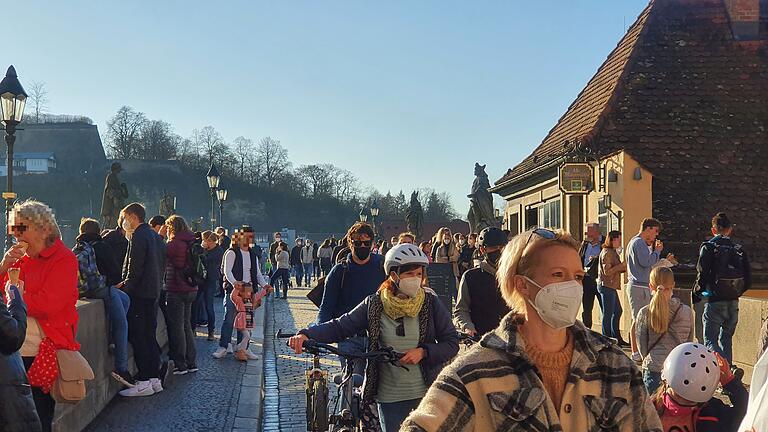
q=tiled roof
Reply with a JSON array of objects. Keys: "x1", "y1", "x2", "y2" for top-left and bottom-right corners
[{"x1": 496, "y1": 0, "x2": 768, "y2": 269}]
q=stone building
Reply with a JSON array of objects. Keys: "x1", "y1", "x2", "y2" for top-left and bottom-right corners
[{"x1": 491, "y1": 0, "x2": 768, "y2": 272}]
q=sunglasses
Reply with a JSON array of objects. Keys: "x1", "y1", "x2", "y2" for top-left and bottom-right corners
[
  {"x1": 395, "y1": 317, "x2": 405, "y2": 337},
  {"x1": 523, "y1": 228, "x2": 557, "y2": 249},
  {"x1": 9, "y1": 224, "x2": 27, "y2": 234},
  {"x1": 352, "y1": 240, "x2": 372, "y2": 247}
]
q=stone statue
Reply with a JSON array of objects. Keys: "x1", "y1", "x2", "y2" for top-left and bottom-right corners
[
  {"x1": 467, "y1": 162, "x2": 499, "y2": 234},
  {"x1": 405, "y1": 191, "x2": 424, "y2": 240},
  {"x1": 159, "y1": 190, "x2": 176, "y2": 217},
  {"x1": 100, "y1": 162, "x2": 129, "y2": 229}
]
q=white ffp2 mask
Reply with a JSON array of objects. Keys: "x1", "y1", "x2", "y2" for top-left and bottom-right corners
[
  {"x1": 523, "y1": 276, "x2": 583, "y2": 330},
  {"x1": 397, "y1": 277, "x2": 422, "y2": 298}
]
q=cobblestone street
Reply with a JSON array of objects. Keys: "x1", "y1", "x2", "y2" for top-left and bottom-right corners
[{"x1": 263, "y1": 284, "x2": 341, "y2": 432}]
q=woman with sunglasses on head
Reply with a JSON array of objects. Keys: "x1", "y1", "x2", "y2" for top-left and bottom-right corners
[
  {"x1": 403, "y1": 228, "x2": 662, "y2": 431},
  {"x1": 290, "y1": 243, "x2": 459, "y2": 432}
]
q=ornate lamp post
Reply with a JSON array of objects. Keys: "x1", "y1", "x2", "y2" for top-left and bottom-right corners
[
  {"x1": 217, "y1": 187, "x2": 228, "y2": 228},
  {"x1": 206, "y1": 163, "x2": 220, "y2": 229},
  {"x1": 0, "y1": 66, "x2": 27, "y2": 251},
  {"x1": 359, "y1": 207, "x2": 370, "y2": 223},
  {"x1": 370, "y1": 200, "x2": 380, "y2": 239}
]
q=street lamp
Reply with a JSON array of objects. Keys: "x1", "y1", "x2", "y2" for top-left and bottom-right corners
[
  {"x1": 370, "y1": 200, "x2": 379, "y2": 239},
  {"x1": 206, "y1": 163, "x2": 220, "y2": 229},
  {"x1": 217, "y1": 187, "x2": 228, "y2": 228},
  {"x1": 359, "y1": 207, "x2": 370, "y2": 223},
  {"x1": 0, "y1": 66, "x2": 27, "y2": 251}
]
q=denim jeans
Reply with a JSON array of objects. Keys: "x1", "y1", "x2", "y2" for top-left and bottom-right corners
[
  {"x1": 166, "y1": 291, "x2": 198, "y2": 370},
  {"x1": 106, "y1": 287, "x2": 131, "y2": 373},
  {"x1": 203, "y1": 280, "x2": 216, "y2": 333},
  {"x1": 219, "y1": 287, "x2": 244, "y2": 349},
  {"x1": 643, "y1": 369, "x2": 662, "y2": 395},
  {"x1": 293, "y1": 264, "x2": 304, "y2": 287},
  {"x1": 270, "y1": 268, "x2": 290, "y2": 297},
  {"x1": 597, "y1": 284, "x2": 622, "y2": 339},
  {"x1": 377, "y1": 398, "x2": 421, "y2": 432},
  {"x1": 703, "y1": 299, "x2": 739, "y2": 363},
  {"x1": 302, "y1": 263, "x2": 313, "y2": 286},
  {"x1": 338, "y1": 336, "x2": 368, "y2": 376}
]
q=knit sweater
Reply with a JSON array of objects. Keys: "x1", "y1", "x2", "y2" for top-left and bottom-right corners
[{"x1": 520, "y1": 329, "x2": 574, "y2": 411}]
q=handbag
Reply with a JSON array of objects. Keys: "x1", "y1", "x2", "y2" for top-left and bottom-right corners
[{"x1": 51, "y1": 349, "x2": 94, "y2": 404}]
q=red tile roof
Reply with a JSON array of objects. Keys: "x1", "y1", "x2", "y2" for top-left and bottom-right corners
[{"x1": 495, "y1": 0, "x2": 768, "y2": 268}]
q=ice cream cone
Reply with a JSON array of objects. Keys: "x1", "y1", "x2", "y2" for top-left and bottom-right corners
[{"x1": 7, "y1": 268, "x2": 20, "y2": 284}]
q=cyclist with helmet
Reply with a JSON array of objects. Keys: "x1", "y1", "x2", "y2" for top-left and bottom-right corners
[
  {"x1": 289, "y1": 243, "x2": 458, "y2": 432},
  {"x1": 453, "y1": 227, "x2": 510, "y2": 338},
  {"x1": 652, "y1": 342, "x2": 747, "y2": 432}
]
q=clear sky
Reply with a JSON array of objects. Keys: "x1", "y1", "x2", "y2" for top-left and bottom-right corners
[{"x1": 7, "y1": 1, "x2": 647, "y2": 216}]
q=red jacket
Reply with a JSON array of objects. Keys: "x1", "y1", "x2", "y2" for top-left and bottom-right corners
[
  {"x1": 2, "y1": 239, "x2": 80, "y2": 350},
  {"x1": 165, "y1": 231, "x2": 198, "y2": 293}
]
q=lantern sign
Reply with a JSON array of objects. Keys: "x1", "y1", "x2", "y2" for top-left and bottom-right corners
[{"x1": 559, "y1": 162, "x2": 594, "y2": 194}]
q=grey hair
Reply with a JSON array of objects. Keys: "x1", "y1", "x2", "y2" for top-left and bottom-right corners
[
  {"x1": 585, "y1": 222, "x2": 600, "y2": 230},
  {"x1": 13, "y1": 199, "x2": 61, "y2": 246}
]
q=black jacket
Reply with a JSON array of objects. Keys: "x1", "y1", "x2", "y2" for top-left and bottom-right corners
[
  {"x1": 0, "y1": 286, "x2": 42, "y2": 432},
  {"x1": 203, "y1": 244, "x2": 225, "y2": 287},
  {"x1": 77, "y1": 232, "x2": 122, "y2": 287},
  {"x1": 694, "y1": 235, "x2": 752, "y2": 302},
  {"x1": 103, "y1": 228, "x2": 129, "y2": 269},
  {"x1": 122, "y1": 223, "x2": 163, "y2": 300},
  {"x1": 290, "y1": 245, "x2": 303, "y2": 266}
]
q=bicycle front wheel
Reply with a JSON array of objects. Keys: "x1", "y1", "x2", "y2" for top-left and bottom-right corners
[{"x1": 312, "y1": 379, "x2": 329, "y2": 432}]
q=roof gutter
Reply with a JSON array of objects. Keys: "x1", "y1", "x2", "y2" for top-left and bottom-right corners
[{"x1": 489, "y1": 156, "x2": 564, "y2": 195}]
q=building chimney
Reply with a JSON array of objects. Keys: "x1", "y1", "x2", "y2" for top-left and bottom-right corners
[{"x1": 725, "y1": 0, "x2": 761, "y2": 39}]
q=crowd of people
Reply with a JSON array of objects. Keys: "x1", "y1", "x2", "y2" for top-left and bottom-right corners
[{"x1": 2, "y1": 197, "x2": 767, "y2": 431}]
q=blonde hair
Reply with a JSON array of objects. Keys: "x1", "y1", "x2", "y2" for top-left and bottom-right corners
[
  {"x1": 13, "y1": 199, "x2": 61, "y2": 246},
  {"x1": 648, "y1": 267, "x2": 675, "y2": 333},
  {"x1": 201, "y1": 230, "x2": 218, "y2": 243},
  {"x1": 496, "y1": 228, "x2": 580, "y2": 314}
]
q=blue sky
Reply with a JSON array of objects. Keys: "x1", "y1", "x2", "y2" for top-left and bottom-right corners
[{"x1": 8, "y1": 1, "x2": 647, "y2": 215}]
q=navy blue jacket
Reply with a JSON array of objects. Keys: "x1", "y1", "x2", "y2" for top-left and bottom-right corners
[
  {"x1": 122, "y1": 223, "x2": 163, "y2": 300},
  {"x1": 655, "y1": 377, "x2": 748, "y2": 432},
  {"x1": 317, "y1": 254, "x2": 385, "y2": 324},
  {"x1": 302, "y1": 291, "x2": 459, "y2": 402}
]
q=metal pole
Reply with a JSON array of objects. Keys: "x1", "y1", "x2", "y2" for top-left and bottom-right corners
[
  {"x1": 5, "y1": 123, "x2": 16, "y2": 251},
  {"x1": 210, "y1": 190, "x2": 216, "y2": 229},
  {"x1": 219, "y1": 202, "x2": 224, "y2": 228}
]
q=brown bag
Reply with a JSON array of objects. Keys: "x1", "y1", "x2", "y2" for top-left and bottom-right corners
[{"x1": 51, "y1": 349, "x2": 94, "y2": 404}]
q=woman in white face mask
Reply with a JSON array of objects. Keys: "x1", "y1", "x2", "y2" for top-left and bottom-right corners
[
  {"x1": 288, "y1": 243, "x2": 459, "y2": 432},
  {"x1": 404, "y1": 228, "x2": 662, "y2": 432}
]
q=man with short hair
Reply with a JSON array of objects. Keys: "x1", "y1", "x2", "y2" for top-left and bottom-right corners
[
  {"x1": 300, "y1": 239, "x2": 314, "y2": 286},
  {"x1": 626, "y1": 218, "x2": 664, "y2": 362},
  {"x1": 268, "y1": 231, "x2": 282, "y2": 272},
  {"x1": 694, "y1": 212, "x2": 751, "y2": 365},
  {"x1": 390, "y1": 235, "x2": 399, "y2": 246},
  {"x1": 116, "y1": 203, "x2": 164, "y2": 397},
  {"x1": 398, "y1": 232, "x2": 415, "y2": 244},
  {"x1": 215, "y1": 226, "x2": 230, "y2": 249},
  {"x1": 579, "y1": 223, "x2": 604, "y2": 329},
  {"x1": 290, "y1": 238, "x2": 305, "y2": 287},
  {"x1": 318, "y1": 223, "x2": 385, "y2": 373},
  {"x1": 149, "y1": 215, "x2": 167, "y2": 238}
]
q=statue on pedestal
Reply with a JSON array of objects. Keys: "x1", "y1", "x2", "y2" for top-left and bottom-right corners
[
  {"x1": 405, "y1": 191, "x2": 424, "y2": 240},
  {"x1": 467, "y1": 162, "x2": 499, "y2": 234},
  {"x1": 159, "y1": 191, "x2": 176, "y2": 217},
  {"x1": 100, "y1": 162, "x2": 129, "y2": 229}
]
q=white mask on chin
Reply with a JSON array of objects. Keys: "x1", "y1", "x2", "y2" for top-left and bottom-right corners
[{"x1": 523, "y1": 276, "x2": 583, "y2": 330}]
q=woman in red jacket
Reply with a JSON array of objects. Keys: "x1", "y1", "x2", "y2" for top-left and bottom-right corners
[{"x1": 0, "y1": 200, "x2": 79, "y2": 432}]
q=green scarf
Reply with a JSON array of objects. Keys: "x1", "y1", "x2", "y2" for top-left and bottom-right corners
[{"x1": 380, "y1": 287, "x2": 425, "y2": 320}]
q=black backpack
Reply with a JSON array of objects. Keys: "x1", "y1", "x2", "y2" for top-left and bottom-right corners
[
  {"x1": 183, "y1": 242, "x2": 208, "y2": 287},
  {"x1": 703, "y1": 240, "x2": 748, "y2": 300}
]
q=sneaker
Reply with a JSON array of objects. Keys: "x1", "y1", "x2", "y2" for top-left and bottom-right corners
[
  {"x1": 150, "y1": 377, "x2": 164, "y2": 393},
  {"x1": 227, "y1": 343, "x2": 234, "y2": 354},
  {"x1": 173, "y1": 367, "x2": 188, "y2": 375},
  {"x1": 212, "y1": 347, "x2": 228, "y2": 359},
  {"x1": 245, "y1": 349, "x2": 259, "y2": 360},
  {"x1": 631, "y1": 352, "x2": 643, "y2": 363},
  {"x1": 235, "y1": 349, "x2": 248, "y2": 362},
  {"x1": 207, "y1": 331, "x2": 216, "y2": 342},
  {"x1": 119, "y1": 380, "x2": 155, "y2": 397},
  {"x1": 188, "y1": 366, "x2": 199, "y2": 373},
  {"x1": 111, "y1": 370, "x2": 135, "y2": 388}
]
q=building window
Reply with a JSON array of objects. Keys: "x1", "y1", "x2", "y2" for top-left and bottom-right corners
[
  {"x1": 538, "y1": 199, "x2": 561, "y2": 229},
  {"x1": 598, "y1": 198, "x2": 619, "y2": 234}
]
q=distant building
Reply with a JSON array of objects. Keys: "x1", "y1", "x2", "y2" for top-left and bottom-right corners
[{"x1": 0, "y1": 152, "x2": 57, "y2": 176}]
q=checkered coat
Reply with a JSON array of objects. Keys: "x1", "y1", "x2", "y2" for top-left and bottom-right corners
[{"x1": 401, "y1": 313, "x2": 662, "y2": 432}]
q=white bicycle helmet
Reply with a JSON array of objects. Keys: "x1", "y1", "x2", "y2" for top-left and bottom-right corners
[
  {"x1": 661, "y1": 342, "x2": 720, "y2": 403},
  {"x1": 384, "y1": 243, "x2": 429, "y2": 274}
]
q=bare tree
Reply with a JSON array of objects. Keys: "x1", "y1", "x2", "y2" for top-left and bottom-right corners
[
  {"x1": 106, "y1": 106, "x2": 147, "y2": 159},
  {"x1": 298, "y1": 164, "x2": 337, "y2": 198},
  {"x1": 27, "y1": 81, "x2": 49, "y2": 123},
  {"x1": 138, "y1": 120, "x2": 177, "y2": 160},
  {"x1": 232, "y1": 136, "x2": 254, "y2": 180},
  {"x1": 254, "y1": 136, "x2": 290, "y2": 188},
  {"x1": 332, "y1": 168, "x2": 361, "y2": 203},
  {"x1": 192, "y1": 126, "x2": 227, "y2": 167}
]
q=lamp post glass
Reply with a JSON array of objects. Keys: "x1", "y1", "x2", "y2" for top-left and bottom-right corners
[
  {"x1": 359, "y1": 208, "x2": 369, "y2": 222},
  {"x1": 206, "y1": 164, "x2": 221, "y2": 229},
  {"x1": 0, "y1": 66, "x2": 27, "y2": 251},
  {"x1": 217, "y1": 188, "x2": 227, "y2": 227}
]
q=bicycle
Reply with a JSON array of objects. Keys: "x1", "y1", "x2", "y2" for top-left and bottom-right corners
[{"x1": 276, "y1": 330, "x2": 405, "y2": 432}]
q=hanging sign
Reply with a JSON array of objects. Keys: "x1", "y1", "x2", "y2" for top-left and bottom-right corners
[{"x1": 559, "y1": 162, "x2": 594, "y2": 194}]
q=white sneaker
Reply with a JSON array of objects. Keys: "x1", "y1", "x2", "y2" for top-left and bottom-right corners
[
  {"x1": 119, "y1": 380, "x2": 155, "y2": 397},
  {"x1": 150, "y1": 378, "x2": 163, "y2": 393},
  {"x1": 212, "y1": 347, "x2": 228, "y2": 359},
  {"x1": 631, "y1": 352, "x2": 643, "y2": 363},
  {"x1": 245, "y1": 349, "x2": 259, "y2": 360},
  {"x1": 227, "y1": 343, "x2": 234, "y2": 354}
]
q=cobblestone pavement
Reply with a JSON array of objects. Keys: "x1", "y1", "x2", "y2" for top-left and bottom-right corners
[
  {"x1": 85, "y1": 297, "x2": 252, "y2": 432},
  {"x1": 263, "y1": 283, "x2": 341, "y2": 432}
]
